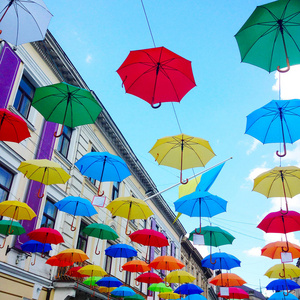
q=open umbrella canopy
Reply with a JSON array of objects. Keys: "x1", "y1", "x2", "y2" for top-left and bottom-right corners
[
  {"x1": 83, "y1": 276, "x2": 103, "y2": 287},
  {"x1": 65, "y1": 267, "x2": 86, "y2": 278},
  {"x1": 55, "y1": 248, "x2": 89, "y2": 264},
  {"x1": 0, "y1": 200, "x2": 36, "y2": 220},
  {"x1": 261, "y1": 241, "x2": 300, "y2": 259},
  {"x1": 105, "y1": 244, "x2": 137, "y2": 258},
  {"x1": 0, "y1": 220, "x2": 25, "y2": 236},
  {"x1": 129, "y1": 229, "x2": 168, "y2": 247},
  {"x1": 269, "y1": 292, "x2": 298, "y2": 300},
  {"x1": 266, "y1": 279, "x2": 300, "y2": 291},
  {"x1": 180, "y1": 295, "x2": 207, "y2": 300},
  {"x1": 78, "y1": 265, "x2": 107, "y2": 277},
  {"x1": 201, "y1": 252, "x2": 241, "y2": 270},
  {"x1": 148, "y1": 283, "x2": 173, "y2": 293},
  {"x1": 124, "y1": 295, "x2": 145, "y2": 300},
  {"x1": 111, "y1": 286, "x2": 135, "y2": 297},
  {"x1": 136, "y1": 272, "x2": 163, "y2": 284},
  {"x1": 21, "y1": 240, "x2": 52, "y2": 253},
  {"x1": 96, "y1": 276, "x2": 123, "y2": 288},
  {"x1": 218, "y1": 287, "x2": 249, "y2": 299},
  {"x1": 159, "y1": 292, "x2": 180, "y2": 299},
  {"x1": 98, "y1": 287, "x2": 117, "y2": 293},
  {"x1": 235, "y1": 0, "x2": 300, "y2": 73},
  {"x1": 46, "y1": 255, "x2": 73, "y2": 267},
  {"x1": 164, "y1": 271, "x2": 196, "y2": 284},
  {"x1": 174, "y1": 284, "x2": 204, "y2": 295},
  {"x1": 0, "y1": 0, "x2": 53, "y2": 46},
  {"x1": 83, "y1": 223, "x2": 118, "y2": 240},
  {"x1": 265, "y1": 263, "x2": 300, "y2": 279},
  {"x1": 27, "y1": 227, "x2": 64, "y2": 245},
  {"x1": 148, "y1": 256, "x2": 185, "y2": 271},
  {"x1": 117, "y1": 46, "x2": 196, "y2": 108},
  {"x1": 0, "y1": 108, "x2": 30, "y2": 143},
  {"x1": 209, "y1": 273, "x2": 246, "y2": 287},
  {"x1": 122, "y1": 260, "x2": 150, "y2": 273}
]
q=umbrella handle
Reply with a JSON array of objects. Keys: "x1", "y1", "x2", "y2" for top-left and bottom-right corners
[
  {"x1": 54, "y1": 124, "x2": 64, "y2": 138},
  {"x1": 119, "y1": 261, "x2": 123, "y2": 273},
  {"x1": 74, "y1": 281, "x2": 79, "y2": 289},
  {"x1": 151, "y1": 102, "x2": 161, "y2": 109},
  {"x1": 180, "y1": 171, "x2": 189, "y2": 185},
  {"x1": 135, "y1": 279, "x2": 140, "y2": 286},
  {"x1": 31, "y1": 253, "x2": 37, "y2": 266},
  {"x1": 277, "y1": 58, "x2": 290, "y2": 73},
  {"x1": 165, "y1": 282, "x2": 170, "y2": 287},
  {"x1": 71, "y1": 216, "x2": 77, "y2": 231},
  {"x1": 276, "y1": 143, "x2": 287, "y2": 157},
  {"x1": 41, "y1": 252, "x2": 46, "y2": 258},
  {"x1": 95, "y1": 239, "x2": 101, "y2": 255},
  {"x1": 37, "y1": 188, "x2": 44, "y2": 199},
  {"x1": 210, "y1": 254, "x2": 216, "y2": 265},
  {"x1": 91, "y1": 289, "x2": 96, "y2": 297},
  {"x1": 37, "y1": 179, "x2": 45, "y2": 199},
  {"x1": 280, "y1": 208, "x2": 289, "y2": 215},
  {"x1": 0, "y1": 237, "x2": 6, "y2": 248},
  {"x1": 125, "y1": 206, "x2": 132, "y2": 236}
]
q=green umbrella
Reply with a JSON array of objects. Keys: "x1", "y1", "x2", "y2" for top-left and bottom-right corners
[
  {"x1": 83, "y1": 276, "x2": 103, "y2": 287},
  {"x1": 235, "y1": 0, "x2": 300, "y2": 73},
  {"x1": 125, "y1": 295, "x2": 145, "y2": 300},
  {"x1": 32, "y1": 82, "x2": 102, "y2": 137},
  {"x1": 148, "y1": 283, "x2": 173, "y2": 293},
  {"x1": 83, "y1": 223, "x2": 119, "y2": 255},
  {"x1": 0, "y1": 220, "x2": 25, "y2": 248}
]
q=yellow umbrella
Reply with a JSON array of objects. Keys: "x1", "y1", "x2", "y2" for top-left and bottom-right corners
[
  {"x1": 253, "y1": 166, "x2": 300, "y2": 213},
  {"x1": 98, "y1": 287, "x2": 117, "y2": 293},
  {"x1": 0, "y1": 200, "x2": 36, "y2": 234},
  {"x1": 264, "y1": 263, "x2": 300, "y2": 279},
  {"x1": 55, "y1": 248, "x2": 89, "y2": 264},
  {"x1": 164, "y1": 270, "x2": 196, "y2": 284},
  {"x1": 78, "y1": 265, "x2": 107, "y2": 278},
  {"x1": 106, "y1": 196, "x2": 153, "y2": 235},
  {"x1": 18, "y1": 159, "x2": 71, "y2": 198},
  {"x1": 159, "y1": 293, "x2": 180, "y2": 299},
  {"x1": 149, "y1": 133, "x2": 215, "y2": 184}
]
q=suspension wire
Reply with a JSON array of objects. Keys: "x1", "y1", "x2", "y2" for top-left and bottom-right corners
[
  {"x1": 171, "y1": 103, "x2": 183, "y2": 133},
  {"x1": 279, "y1": 71, "x2": 282, "y2": 167},
  {"x1": 140, "y1": 0, "x2": 156, "y2": 48}
]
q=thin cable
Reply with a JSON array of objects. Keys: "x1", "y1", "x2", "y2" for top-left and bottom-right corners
[
  {"x1": 140, "y1": 0, "x2": 156, "y2": 47},
  {"x1": 171, "y1": 103, "x2": 183, "y2": 133}
]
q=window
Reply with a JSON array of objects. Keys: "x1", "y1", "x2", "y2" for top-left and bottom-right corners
[
  {"x1": 14, "y1": 76, "x2": 35, "y2": 118},
  {"x1": 57, "y1": 126, "x2": 72, "y2": 158},
  {"x1": 111, "y1": 181, "x2": 120, "y2": 200},
  {"x1": 125, "y1": 257, "x2": 132, "y2": 285},
  {"x1": 143, "y1": 219, "x2": 147, "y2": 229},
  {"x1": 41, "y1": 198, "x2": 57, "y2": 229},
  {"x1": 88, "y1": 147, "x2": 97, "y2": 185},
  {"x1": 156, "y1": 224, "x2": 159, "y2": 232},
  {"x1": 76, "y1": 221, "x2": 88, "y2": 252},
  {"x1": 0, "y1": 165, "x2": 13, "y2": 203},
  {"x1": 105, "y1": 241, "x2": 113, "y2": 274},
  {"x1": 174, "y1": 246, "x2": 177, "y2": 258}
]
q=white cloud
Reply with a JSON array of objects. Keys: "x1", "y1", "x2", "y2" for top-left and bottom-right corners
[
  {"x1": 244, "y1": 247, "x2": 261, "y2": 257},
  {"x1": 85, "y1": 54, "x2": 92, "y2": 64},
  {"x1": 247, "y1": 139, "x2": 260, "y2": 155},
  {"x1": 246, "y1": 162, "x2": 268, "y2": 182}
]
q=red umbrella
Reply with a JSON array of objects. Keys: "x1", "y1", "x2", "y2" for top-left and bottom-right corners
[
  {"x1": 117, "y1": 47, "x2": 196, "y2": 108},
  {"x1": 0, "y1": 109, "x2": 30, "y2": 143},
  {"x1": 218, "y1": 287, "x2": 249, "y2": 299},
  {"x1": 257, "y1": 210, "x2": 300, "y2": 251},
  {"x1": 65, "y1": 266, "x2": 86, "y2": 278},
  {"x1": 135, "y1": 272, "x2": 163, "y2": 284},
  {"x1": 129, "y1": 229, "x2": 169, "y2": 262},
  {"x1": 46, "y1": 256, "x2": 73, "y2": 267}
]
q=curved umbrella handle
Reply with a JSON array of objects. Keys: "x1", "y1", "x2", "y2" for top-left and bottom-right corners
[
  {"x1": 54, "y1": 124, "x2": 64, "y2": 138},
  {"x1": 135, "y1": 279, "x2": 140, "y2": 286},
  {"x1": 31, "y1": 253, "x2": 37, "y2": 266},
  {"x1": 280, "y1": 208, "x2": 289, "y2": 215},
  {"x1": 74, "y1": 281, "x2": 79, "y2": 289},
  {"x1": 210, "y1": 254, "x2": 216, "y2": 265},
  {"x1": 95, "y1": 239, "x2": 101, "y2": 255},
  {"x1": 151, "y1": 102, "x2": 161, "y2": 109},
  {"x1": 180, "y1": 171, "x2": 189, "y2": 185},
  {"x1": 282, "y1": 241, "x2": 290, "y2": 253},
  {"x1": 119, "y1": 260, "x2": 123, "y2": 273},
  {"x1": 283, "y1": 290, "x2": 289, "y2": 296},
  {"x1": 70, "y1": 216, "x2": 76, "y2": 231},
  {"x1": 165, "y1": 282, "x2": 170, "y2": 287},
  {"x1": 277, "y1": 58, "x2": 290, "y2": 73},
  {"x1": 276, "y1": 143, "x2": 287, "y2": 157},
  {"x1": 0, "y1": 237, "x2": 6, "y2": 248},
  {"x1": 37, "y1": 189, "x2": 44, "y2": 199},
  {"x1": 125, "y1": 204, "x2": 132, "y2": 236},
  {"x1": 97, "y1": 182, "x2": 104, "y2": 196}
]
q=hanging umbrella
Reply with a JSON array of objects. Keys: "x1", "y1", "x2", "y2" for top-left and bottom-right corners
[
  {"x1": 78, "y1": 265, "x2": 107, "y2": 278},
  {"x1": 117, "y1": 46, "x2": 196, "y2": 108},
  {"x1": 0, "y1": 0, "x2": 52, "y2": 46},
  {"x1": 18, "y1": 159, "x2": 71, "y2": 198},
  {"x1": 253, "y1": 166, "x2": 300, "y2": 212},
  {"x1": 181, "y1": 295, "x2": 207, "y2": 300},
  {"x1": 174, "y1": 284, "x2": 204, "y2": 295},
  {"x1": 55, "y1": 248, "x2": 89, "y2": 264},
  {"x1": 266, "y1": 279, "x2": 300, "y2": 291},
  {"x1": 122, "y1": 260, "x2": 150, "y2": 272},
  {"x1": 148, "y1": 283, "x2": 173, "y2": 293},
  {"x1": 175, "y1": 191, "x2": 227, "y2": 233},
  {"x1": 106, "y1": 197, "x2": 153, "y2": 235},
  {"x1": 111, "y1": 286, "x2": 135, "y2": 298},
  {"x1": 164, "y1": 271, "x2": 196, "y2": 284},
  {"x1": 83, "y1": 223, "x2": 118, "y2": 255},
  {"x1": 83, "y1": 276, "x2": 103, "y2": 289},
  {"x1": 209, "y1": 273, "x2": 246, "y2": 287},
  {"x1": 99, "y1": 287, "x2": 117, "y2": 293},
  {"x1": 0, "y1": 219, "x2": 25, "y2": 248},
  {"x1": 96, "y1": 276, "x2": 123, "y2": 300},
  {"x1": 269, "y1": 292, "x2": 298, "y2": 300},
  {"x1": 75, "y1": 152, "x2": 131, "y2": 196},
  {"x1": 246, "y1": 100, "x2": 300, "y2": 157},
  {"x1": 201, "y1": 252, "x2": 241, "y2": 270},
  {"x1": 149, "y1": 134, "x2": 215, "y2": 184},
  {"x1": 65, "y1": 266, "x2": 86, "y2": 278},
  {"x1": 159, "y1": 292, "x2": 180, "y2": 299},
  {"x1": 32, "y1": 82, "x2": 102, "y2": 137},
  {"x1": 135, "y1": 272, "x2": 163, "y2": 284},
  {"x1": 45, "y1": 255, "x2": 73, "y2": 267},
  {"x1": 124, "y1": 295, "x2": 145, "y2": 300},
  {"x1": 105, "y1": 244, "x2": 137, "y2": 272},
  {"x1": 235, "y1": 0, "x2": 300, "y2": 73},
  {"x1": 257, "y1": 210, "x2": 300, "y2": 252},
  {"x1": 148, "y1": 256, "x2": 184, "y2": 271},
  {"x1": 0, "y1": 109, "x2": 30, "y2": 143},
  {"x1": 261, "y1": 241, "x2": 300, "y2": 259},
  {"x1": 21, "y1": 240, "x2": 52, "y2": 265},
  {"x1": 55, "y1": 196, "x2": 97, "y2": 231},
  {"x1": 265, "y1": 263, "x2": 300, "y2": 279},
  {"x1": 217, "y1": 287, "x2": 249, "y2": 299}
]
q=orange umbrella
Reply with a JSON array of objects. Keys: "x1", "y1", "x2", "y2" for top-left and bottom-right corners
[
  {"x1": 55, "y1": 248, "x2": 89, "y2": 264},
  {"x1": 122, "y1": 260, "x2": 150, "y2": 272},
  {"x1": 149, "y1": 256, "x2": 185, "y2": 271},
  {"x1": 209, "y1": 273, "x2": 246, "y2": 287},
  {"x1": 261, "y1": 241, "x2": 300, "y2": 259},
  {"x1": 46, "y1": 255, "x2": 73, "y2": 267}
]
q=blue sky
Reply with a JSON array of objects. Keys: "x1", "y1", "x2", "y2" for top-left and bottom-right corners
[{"x1": 45, "y1": 0, "x2": 300, "y2": 294}]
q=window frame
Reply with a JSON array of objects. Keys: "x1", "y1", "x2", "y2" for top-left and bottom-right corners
[
  {"x1": 57, "y1": 126, "x2": 72, "y2": 159},
  {"x1": 88, "y1": 147, "x2": 97, "y2": 185},
  {"x1": 41, "y1": 198, "x2": 57, "y2": 229},
  {"x1": 125, "y1": 257, "x2": 132, "y2": 285},
  {"x1": 111, "y1": 181, "x2": 120, "y2": 200},
  {"x1": 105, "y1": 241, "x2": 113, "y2": 274},
  {"x1": 0, "y1": 164, "x2": 14, "y2": 203},
  {"x1": 76, "y1": 221, "x2": 88, "y2": 252}
]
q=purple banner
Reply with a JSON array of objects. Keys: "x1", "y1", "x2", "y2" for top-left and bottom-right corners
[
  {"x1": 0, "y1": 42, "x2": 21, "y2": 108},
  {"x1": 16, "y1": 121, "x2": 59, "y2": 247}
]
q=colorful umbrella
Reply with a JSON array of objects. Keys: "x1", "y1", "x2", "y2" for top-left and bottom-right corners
[
  {"x1": 149, "y1": 134, "x2": 215, "y2": 184},
  {"x1": 83, "y1": 223, "x2": 118, "y2": 255},
  {"x1": 111, "y1": 286, "x2": 135, "y2": 298},
  {"x1": 65, "y1": 266, "x2": 86, "y2": 278},
  {"x1": 201, "y1": 252, "x2": 241, "y2": 270},
  {"x1": 55, "y1": 248, "x2": 89, "y2": 264},
  {"x1": 181, "y1": 295, "x2": 207, "y2": 300},
  {"x1": 148, "y1": 283, "x2": 173, "y2": 293},
  {"x1": 0, "y1": 109, "x2": 30, "y2": 143},
  {"x1": 265, "y1": 263, "x2": 300, "y2": 279},
  {"x1": 117, "y1": 46, "x2": 196, "y2": 108},
  {"x1": 106, "y1": 197, "x2": 153, "y2": 235},
  {"x1": 209, "y1": 273, "x2": 246, "y2": 287},
  {"x1": 18, "y1": 159, "x2": 71, "y2": 198},
  {"x1": 269, "y1": 292, "x2": 298, "y2": 300},
  {"x1": 261, "y1": 241, "x2": 300, "y2": 259},
  {"x1": 266, "y1": 279, "x2": 300, "y2": 291},
  {"x1": 129, "y1": 229, "x2": 168, "y2": 262},
  {"x1": 257, "y1": 210, "x2": 300, "y2": 251},
  {"x1": 99, "y1": 287, "x2": 117, "y2": 293},
  {"x1": 174, "y1": 284, "x2": 204, "y2": 295},
  {"x1": 175, "y1": 191, "x2": 227, "y2": 233},
  {"x1": 148, "y1": 256, "x2": 184, "y2": 271},
  {"x1": 0, "y1": 0, "x2": 52, "y2": 46},
  {"x1": 164, "y1": 271, "x2": 196, "y2": 284},
  {"x1": 135, "y1": 272, "x2": 163, "y2": 284},
  {"x1": 0, "y1": 220, "x2": 25, "y2": 248},
  {"x1": 21, "y1": 240, "x2": 52, "y2": 265},
  {"x1": 78, "y1": 265, "x2": 107, "y2": 278},
  {"x1": 235, "y1": 0, "x2": 300, "y2": 73},
  {"x1": 246, "y1": 100, "x2": 300, "y2": 157},
  {"x1": 75, "y1": 152, "x2": 131, "y2": 196},
  {"x1": 32, "y1": 82, "x2": 102, "y2": 137},
  {"x1": 96, "y1": 276, "x2": 123, "y2": 299},
  {"x1": 124, "y1": 295, "x2": 144, "y2": 300},
  {"x1": 46, "y1": 255, "x2": 73, "y2": 267},
  {"x1": 83, "y1": 276, "x2": 103, "y2": 287},
  {"x1": 55, "y1": 196, "x2": 97, "y2": 231},
  {"x1": 159, "y1": 292, "x2": 180, "y2": 299},
  {"x1": 122, "y1": 260, "x2": 150, "y2": 272},
  {"x1": 218, "y1": 287, "x2": 249, "y2": 299}
]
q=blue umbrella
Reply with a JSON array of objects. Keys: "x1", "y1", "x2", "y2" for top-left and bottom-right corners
[
  {"x1": 245, "y1": 99, "x2": 300, "y2": 157},
  {"x1": 180, "y1": 295, "x2": 207, "y2": 300},
  {"x1": 55, "y1": 196, "x2": 97, "y2": 231},
  {"x1": 201, "y1": 252, "x2": 241, "y2": 270},
  {"x1": 96, "y1": 276, "x2": 123, "y2": 288},
  {"x1": 21, "y1": 240, "x2": 52, "y2": 266},
  {"x1": 75, "y1": 152, "x2": 131, "y2": 196},
  {"x1": 269, "y1": 292, "x2": 298, "y2": 300},
  {"x1": 174, "y1": 284, "x2": 204, "y2": 295},
  {"x1": 111, "y1": 286, "x2": 135, "y2": 297},
  {"x1": 174, "y1": 191, "x2": 227, "y2": 233},
  {"x1": 266, "y1": 279, "x2": 300, "y2": 292}
]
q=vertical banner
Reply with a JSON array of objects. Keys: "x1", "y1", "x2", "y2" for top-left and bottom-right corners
[{"x1": 0, "y1": 42, "x2": 21, "y2": 108}]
